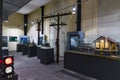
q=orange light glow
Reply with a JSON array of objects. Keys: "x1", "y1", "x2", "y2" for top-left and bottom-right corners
[{"x1": 5, "y1": 58, "x2": 13, "y2": 65}]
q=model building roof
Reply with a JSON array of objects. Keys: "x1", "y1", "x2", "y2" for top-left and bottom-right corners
[{"x1": 94, "y1": 36, "x2": 120, "y2": 45}]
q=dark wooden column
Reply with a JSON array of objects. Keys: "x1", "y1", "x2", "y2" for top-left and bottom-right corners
[
  {"x1": 0, "y1": 0, "x2": 3, "y2": 57},
  {"x1": 44, "y1": 12, "x2": 71, "y2": 63},
  {"x1": 24, "y1": 14, "x2": 28, "y2": 35},
  {"x1": 56, "y1": 13, "x2": 60, "y2": 63},
  {"x1": 41, "y1": 6, "x2": 44, "y2": 34},
  {"x1": 77, "y1": 0, "x2": 81, "y2": 31},
  {"x1": 37, "y1": 20, "x2": 40, "y2": 45}
]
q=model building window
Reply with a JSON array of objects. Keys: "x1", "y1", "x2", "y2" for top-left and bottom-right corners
[
  {"x1": 96, "y1": 42, "x2": 100, "y2": 48},
  {"x1": 105, "y1": 42, "x2": 109, "y2": 49},
  {"x1": 111, "y1": 43, "x2": 117, "y2": 51},
  {"x1": 100, "y1": 39, "x2": 104, "y2": 49}
]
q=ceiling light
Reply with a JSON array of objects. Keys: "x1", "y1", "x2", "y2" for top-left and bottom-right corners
[
  {"x1": 72, "y1": 11, "x2": 76, "y2": 14},
  {"x1": 71, "y1": 5, "x2": 76, "y2": 14},
  {"x1": 72, "y1": 5, "x2": 76, "y2": 11},
  {"x1": 24, "y1": 23, "x2": 27, "y2": 26},
  {"x1": 31, "y1": 21, "x2": 34, "y2": 24},
  {"x1": 5, "y1": 19, "x2": 8, "y2": 23}
]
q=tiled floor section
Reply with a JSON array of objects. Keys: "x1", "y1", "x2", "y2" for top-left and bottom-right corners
[{"x1": 10, "y1": 52, "x2": 97, "y2": 80}]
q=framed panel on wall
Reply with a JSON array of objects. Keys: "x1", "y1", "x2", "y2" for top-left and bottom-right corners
[{"x1": 9, "y1": 36, "x2": 17, "y2": 42}]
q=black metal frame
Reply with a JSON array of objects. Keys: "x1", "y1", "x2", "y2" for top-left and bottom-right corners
[{"x1": 0, "y1": 74, "x2": 18, "y2": 80}]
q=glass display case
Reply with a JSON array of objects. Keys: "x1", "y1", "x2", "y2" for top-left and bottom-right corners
[
  {"x1": 66, "y1": 31, "x2": 94, "y2": 53},
  {"x1": 94, "y1": 36, "x2": 120, "y2": 56},
  {"x1": 19, "y1": 35, "x2": 29, "y2": 44},
  {"x1": 66, "y1": 32, "x2": 120, "y2": 56},
  {"x1": 66, "y1": 31, "x2": 84, "y2": 50}
]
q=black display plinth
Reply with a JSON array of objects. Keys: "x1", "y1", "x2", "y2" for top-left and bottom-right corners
[
  {"x1": 28, "y1": 46, "x2": 37, "y2": 57},
  {"x1": 0, "y1": 74, "x2": 18, "y2": 80},
  {"x1": 22, "y1": 45, "x2": 28, "y2": 55},
  {"x1": 37, "y1": 47, "x2": 54, "y2": 65},
  {"x1": 17, "y1": 44, "x2": 23, "y2": 52},
  {"x1": 94, "y1": 49, "x2": 119, "y2": 56},
  {"x1": 37, "y1": 47, "x2": 41, "y2": 59},
  {"x1": 64, "y1": 51, "x2": 120, "y2": 80},
  {"x1": 2, "y1": 49, "x2": 8, "y2": 56}
]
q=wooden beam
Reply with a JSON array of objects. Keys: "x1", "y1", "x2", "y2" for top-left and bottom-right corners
[
  {"x1": 49, "y1": 23, "x2": 67, "y2": 26},
  {"x1": 37, "y1": 20, "x2": 41, "y2": 45},
  {"x1": 44, "y1": 12, "x2": 72, "y2": 18},
  {"x1": 56, "y1": 13, "x2": 60, "y2": 63}
]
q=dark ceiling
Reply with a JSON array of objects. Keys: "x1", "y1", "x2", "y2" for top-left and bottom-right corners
[{"x1": 3, "y1": 0, "x2": 31, "y2": 20}]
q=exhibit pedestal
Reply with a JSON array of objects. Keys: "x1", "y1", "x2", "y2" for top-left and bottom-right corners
[
  {"x1": 2, "y1": 49, "x2": 8, "y2": 56},
  {"x1": 22, "y1": 45, "x2": 28, "y2": 55},
  {"x1": 37, "y1": 47, "x2": 41, "y2": 59},
  {"x1": 17, "y1": 44, "x2": 23, "y2": 52},
  {"x1": 28, "y1": 46, "x2": 37, "y2": 57},
  {"x1": 64, "y1": 51, "x2": 120, "y2": 80},
  {"x1": 37, "y1": 47, "x2": 54, "y2": 65}
]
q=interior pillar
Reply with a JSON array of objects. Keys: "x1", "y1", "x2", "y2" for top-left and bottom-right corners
[
  {"x1": 77, "y1": 0, "x2": 81, "y2": 31},
  {"x1": 0, "y1": 0, "x2": 3, "y2": 57},
  {"x1": 41, "y1": 6, "x2": 44, "y2": 34},
  {"x1": 24, "y1": 14, "x2": 28, "y2": 35}
]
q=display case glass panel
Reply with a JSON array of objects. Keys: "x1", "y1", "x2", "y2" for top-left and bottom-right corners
[
  {"x1": 66, "y1": 33, "x2": 120, "y2": 56},
  {"x1": 19, "y1": 35, "x2": 29, "y2": 44}
]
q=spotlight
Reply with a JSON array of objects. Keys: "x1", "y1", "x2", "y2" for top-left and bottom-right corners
[
  {"x1": 5, "y1": 66, "x2": 13, "y2": 74},
  {"x1": 5, "y1": 19, "x2": 8, "y2": 23},
  {"x1": 4, "y1": 57, "x2": 13, "y2": 65},
  {"x1": 71, "y1": 5, "x2": 76, "y2": 14},
  {"x1": 24, "y1": 24, "x2": 27, "y2": 26},
  {"x1": 72, "y1": 5, "x2": 76, "y2": 11},
  {"x1": 31, "y1": 21, "x2": 34, "y2": 24},
  {"x1": 72, "y1": 11, "x2": 76, "y2": 15}
]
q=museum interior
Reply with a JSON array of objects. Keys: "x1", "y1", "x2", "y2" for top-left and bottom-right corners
[{"x1": 1, "y1": 0, "x2": 120, "y2": 80}]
